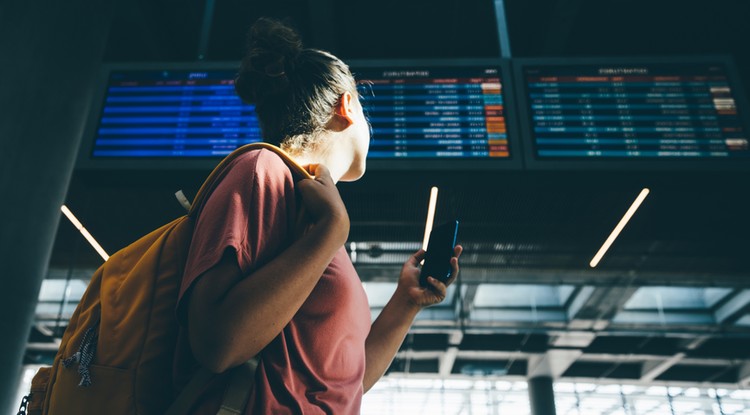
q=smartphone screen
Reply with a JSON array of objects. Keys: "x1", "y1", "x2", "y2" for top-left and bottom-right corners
[{"x1": 419, "y1": 220, "x2": 459, "y2": 287}]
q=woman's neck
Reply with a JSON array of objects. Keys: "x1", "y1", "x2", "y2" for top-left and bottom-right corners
[{"x1": 287, "y1": 136, "x2": 349, "y2": 184}]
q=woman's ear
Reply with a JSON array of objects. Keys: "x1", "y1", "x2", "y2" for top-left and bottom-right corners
[{"x1": 332, "y1": 91, "x2": 354, "y2": 129}]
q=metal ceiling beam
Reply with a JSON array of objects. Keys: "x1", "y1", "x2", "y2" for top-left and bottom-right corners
[
  {"x1": 566, "y1": 286, "x2": 596, "y2": 321},
  {"x1": 355, "y1": 265, "x2": 750, "y2": 288},
  {"x1": 397, "y1": 350, "x2": 528, "y2": 361},
  {"x1": 540, "y1": 375, "x2": 743, "y2": 389},
  {"x1": 579, "y1": 354, "x2": 734, "y2": 367},
  {"x1": 392, "y1": 349, "x2": 740, "y2": 369},
  {"x1": 527, "y1": 349, "x2": 583, "y2": 379},
  {"x1": 714, "y1": 289, "x2": 750, "y2": 324},
  {"x1": 439, "y1": 347, "x2": 459, "y2": 376},
  {"x1": 390, "y1": 349, "x2": 747, "y2": 386},
  {"x1": 640, "y1": 353, "x2": 687, "y2": 382},
  {"x1": 384, "y1": 372, "x2": 747, "y2": 389},
  {"x1": 196, "y1": 0, "x2": 215, "y2": 60},
  {"x1": 540, "y1": 0, "x2": 585, "y2": 55},
  {"x1": 638, "y1": 336, "x2": 709, "y2": 382},
  {"x1": 493, "y1": 0, "x2": 512, "y2": 57},
  {"x1": 739, "y1": 362, "x2": 750, "y2": 387},
  {"x1": 412, "y1": 320, "x2": 750, "y2": 337},
  {"x1": 552, "y1": 332, "x2": 596, "y2": 350},
  {"x1": 439, "y1": 331, "x2": 464, "y2": 376},
  {"x1": 567, "y1": 285, "x2": 639, "y2": 331}
]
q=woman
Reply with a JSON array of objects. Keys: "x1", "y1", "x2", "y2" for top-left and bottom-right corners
[{"x1": 174, "y1": 18, "x2": 463, "y2": 414}]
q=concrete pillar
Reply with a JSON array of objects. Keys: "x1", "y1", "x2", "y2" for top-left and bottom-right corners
[
  {"x1": 528, "y1": 377, "x2": 557, "y2": 415},
  {"x1": 0, "y1": 1, "x2": 116, "y2": 413}
]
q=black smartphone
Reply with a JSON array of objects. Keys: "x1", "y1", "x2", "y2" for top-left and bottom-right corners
[{"x1": 419, "y1": 219, "x2": 459, "y2": 287}]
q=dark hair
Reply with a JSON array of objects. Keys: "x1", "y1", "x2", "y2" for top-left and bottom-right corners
[{"x1": 234, "y1": 18, "x2": 357, "y2": 153}]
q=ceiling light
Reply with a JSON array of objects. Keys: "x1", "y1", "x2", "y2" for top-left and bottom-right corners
[
  {"x1": 589, "y1": 188, "x2": 650, "y2": 268},
  {"x1": 422, "y1": 187, "x2": 439, "y2": 252},
  {"x1": 61, "y1": 205, "x2": 110, "y2": 262}
]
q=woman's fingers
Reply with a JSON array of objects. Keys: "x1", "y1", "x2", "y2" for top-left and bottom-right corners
[
  {"x1": 450, "y1": 256, "x2": 460, "y2": 277},
  {"x1": 446, "y1": 245, "x2": 463, "y2": 283},
  {"x1": 427, "y1": 277, "x2": 447, "y2": 299},
  {"x1": 297, "y1": 164, "x2": 350, "y2": 235},
  {"x1": 409, "y1": 249, "x2": 426, "y2": 267},
  {"x1": 310, "y1": 163, "x2": 334, "y2": 185}
]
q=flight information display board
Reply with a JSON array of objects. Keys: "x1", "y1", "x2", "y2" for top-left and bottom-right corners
[
  {"x1": 517, "y1": 60, "x2": 749, "y2": 162},
  {"x1": 89, "y1": 69, "x2": 261, "y2": 158},
  {"x1": 81, "y1": 62, "x2": 521, "y2": 169},
  {"x1": 353, "y1": 64, "x2": 513, "y2": 159}
]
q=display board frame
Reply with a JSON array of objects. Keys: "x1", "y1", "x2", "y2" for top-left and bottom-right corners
[
  {"x1": 512, "y1": 56, "x2": 750, "y2": 171},
  {"x1": 76, "y1": 59, "x2": 524, "y2": 171}
]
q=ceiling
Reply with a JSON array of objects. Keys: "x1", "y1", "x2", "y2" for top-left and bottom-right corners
[{"x1": 27, "y1": 0, "x2": 750, "y2": 388}]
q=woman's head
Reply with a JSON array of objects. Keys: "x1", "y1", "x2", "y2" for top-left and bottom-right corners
[{"x1": 235, "y1": 18, "x2": 370, "y2": 180}]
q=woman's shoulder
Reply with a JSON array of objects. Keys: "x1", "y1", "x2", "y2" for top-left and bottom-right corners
[
  {"x1": 225, "y1": 147, "x2": 295, "y2": 193},
  {"x1": 223, "y1": 147, "x2": 290, "y2": 176},
  {"x1": 230, "y1": 147, "x2": 290, "y2": 171},
  {"x1": 256, "y1": 147, "x2": 293, "y2": 171}
]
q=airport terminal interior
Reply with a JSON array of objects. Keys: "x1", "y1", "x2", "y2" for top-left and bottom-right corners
[{"x1": 7, "y1": 0, "x2": 750, "y2": 414}]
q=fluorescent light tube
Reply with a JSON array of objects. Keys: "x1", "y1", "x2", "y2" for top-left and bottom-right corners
[
  {"x1": 422, "y1": 187, "x2": 439, "y2": 252},
  {"x1": 61, "y1": 205, "x2": 110, "y2": 262},
  {"x1": 590, "y1": 188, "x2": 650, "y2": 268}
]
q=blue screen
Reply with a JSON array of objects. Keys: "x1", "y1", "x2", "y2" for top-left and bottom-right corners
[
  {"x1": 522, "y1": 63, "x2": 750, "y2": 159},
  {"x1": 355, "y1": 66, "x2": 511, "y2": 159},
  {"x1": 92, "y1": 70, "x2": 261, "y2": 158}
]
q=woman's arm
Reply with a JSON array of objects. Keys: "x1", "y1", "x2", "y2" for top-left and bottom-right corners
[
  {"x1": 362, "y1": 287, "x2": 420, "y2": 392},
  {"x1": 363, "y1": 247, "x2": 462, "y2": 392},
  {"x1": 187, "y1": 165, "x2": 349, "y2": 373}
]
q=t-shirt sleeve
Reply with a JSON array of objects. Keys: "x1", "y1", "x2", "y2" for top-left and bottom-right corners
[{"x1": 176, "y1": 149, "x2": 298, "y2": 319}]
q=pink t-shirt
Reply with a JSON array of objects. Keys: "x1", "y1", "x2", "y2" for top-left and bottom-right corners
[{"x1": 174, "y1": 148, "x2": 371, "y2": 414}]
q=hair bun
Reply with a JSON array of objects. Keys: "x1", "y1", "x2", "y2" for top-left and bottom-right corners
[{"x1": 235, "y1": 18, "x2": 304, "y2": 104}]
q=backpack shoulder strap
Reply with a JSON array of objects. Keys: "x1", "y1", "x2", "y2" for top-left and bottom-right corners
[
  {"x1": 217, "y1": 359, "x2": 259, "y2": 415},
  {"x1": 164, "y1": 358, "x2": 259, "y2": 415},
  {"x1": 164, "y1": 368, "x2": 215, "y2": 415},
  {"x1": 188, "y1": 143, "x2": 312, "y2": 218}
]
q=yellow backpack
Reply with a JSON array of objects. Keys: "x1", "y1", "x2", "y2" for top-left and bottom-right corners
[{"x1": 22, "y1": 143, "x2": 310, "y2": 415}]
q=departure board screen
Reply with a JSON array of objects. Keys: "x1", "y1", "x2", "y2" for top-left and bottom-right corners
[
  {"x1": 522, "y1": 63, "x2": 749, "y2": 159},
  {"x1": 354, "y1": 66, "x2": 511, "y2": 158},
  {"x1": 91, "y1": 70, "x2": 261, "y2": 157}
]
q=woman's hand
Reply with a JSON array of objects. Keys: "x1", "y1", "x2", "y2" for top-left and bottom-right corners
[
  {"x1": 395, "y1": 245, "x2": 463, "y2": 309},
  {"x1": 297, "y1": 164, "x2": 350, "y2": 243}
]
